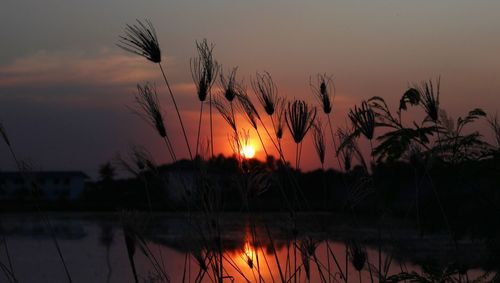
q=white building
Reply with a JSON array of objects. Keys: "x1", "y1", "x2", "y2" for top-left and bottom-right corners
[{"x1": 0, "y1": 171, "x2": 88, "y2": 200}]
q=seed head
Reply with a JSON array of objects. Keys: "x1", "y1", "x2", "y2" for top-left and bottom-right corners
[
  {"x1": 118, "y1": 19, "x2": 161, "y2": 63},
  {"x1": 132, "y1": 83, "x2": 167, "y2": 138},
  {"x1": 220, "y1": 67, "x2": 239, "y2": 102},
  {"x1": 274, "y1": 99, "x2": 286, "y2": 140},
  {"x1": 190, "y1": 39, "x2": 219, "y2": 102},
  {"x1": 236, "y1": 90, "x2": 260, "y2": 130},
  {"x1": 312, "y1": 120, "x2": 326, "y2": 165},
  {"x1": 286, "y1": 100, "x2": 317, "y2": 144},
  {"x1": 214, "y1": 96, "x2": 237, "y2": 132},
  {"x1": 252, "y1": 71, "x2": 279, "y2": 116},
  {"x1": 417, "y1": 77, "x2": 441, "y2": 122},
  {"x1": 310, "y1": 74, "x2": 334, "y2": 114},
  {"x1": 348, "y1": 101, "x2": 375, "y2": 140}
]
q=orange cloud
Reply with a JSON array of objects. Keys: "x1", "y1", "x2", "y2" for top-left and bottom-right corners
[{"x1": 0, "y1": 50, "x2": 173, "y2": 87}]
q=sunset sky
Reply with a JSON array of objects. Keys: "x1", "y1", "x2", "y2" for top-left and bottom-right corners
[{"x1": 1, "y1": 1, "x2": 499, "y2": 178}]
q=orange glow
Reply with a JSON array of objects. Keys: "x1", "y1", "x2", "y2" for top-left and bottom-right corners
[
  {"x1": 241, "y1": 145, "x2": 256, "y2": 159},
  {"x1": 241, "y1": 241, "x2": 255, "y2": 269}
]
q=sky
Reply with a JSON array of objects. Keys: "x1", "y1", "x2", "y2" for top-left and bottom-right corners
[{"x1": 1, "y1": 0, "x2": 499, "y2": 179}]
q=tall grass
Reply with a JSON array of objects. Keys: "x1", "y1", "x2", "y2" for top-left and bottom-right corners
[
  {"x1": 118, "y1": 19, "x2": 193, "y2": 160},
  {"x1": 191, "y1": 39, "x2": 219, "y2": 157}
]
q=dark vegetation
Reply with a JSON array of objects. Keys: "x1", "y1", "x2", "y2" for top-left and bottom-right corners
[{"x1": 1, "y1": 19, "x2": 500, "y2": 282}]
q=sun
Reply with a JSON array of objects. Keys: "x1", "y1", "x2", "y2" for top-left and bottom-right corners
[{"x1": 241, "y1": 145, "x2": 256, "y2": 159}]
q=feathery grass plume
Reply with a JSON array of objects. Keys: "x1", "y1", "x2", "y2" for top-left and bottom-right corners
[
  {"x1": 310, "y1": 73, "x2": 335, "y2": 114},
  {"x1": 417, "y1": 77, "x2": 441, "y2": 122},
  {"x1": 190, "y1": 39, "x2": 219, "y2": 102},
  {"x1": 349, "y1": 101, "x2": 376, "y2": 140},
  {"x1": 252, "y1": 71, "x2": 279, "y2": 115},
  {"x1": 0, "y1": 122, "x2": 10, "y2": 146},
  {"x1": 236, "y1": 90, "x2": 260, "y2": 130},
  {"x1": 235, "y1": 91, "x2": 274, "y2": 158},
  {"x1": 286, "y1": 100, "x2": 317, "y2": 144},
  {"x1": 131, "y1": 145, "x2": 156, "y2": 172},
  {"x1": 337, "y1": 126, "x2": 367, "y2": 172},
  {"x1": 133, "y1": 83, "x2": 166, "y2": 137},
  {"x1": 132, "y1": 83, "x2": 176, "y2": 161},
  {"x1": 118, "y1": 19, "x2": 161, "y2": 63},
  {"x1": 116, "y1": 145, "x2": 157, "y2": 176},
  {"x1": 312, "y1": 120, "x2": 326, "y2": 166},
  {"x1": 274, "y1": 99, "x2": 286, "y2": 140},
  {"x1": 119, "y1": 20, "x2": 193, "y2": 160},
  {"x1": 298, "y1": 237, "x2": 323, "y2": 281},
  {"x1": 220, "y1": 67, "x2": 239, "y2": 102},
  {"x1": 250, "y1": 72, "x2": 284, "y2": 158},
  {"x1": 190, "y1": 39, "x2": 219, "y2": 157},
  {"x1": 214, "y1": 96, "x2": 236, "y2": 132},
  {"x1": 299, "y1": 241, "x2": 311, "y2": 280},
  {"x1": 121, "y1": 213, "x2": 140, "y2": 283},
  {"x1": 348, "y1": 240, "x2": 367, "y2": 272},
  {"x1": 286, "y1": 100, "x2": 316, "y2": 169}
]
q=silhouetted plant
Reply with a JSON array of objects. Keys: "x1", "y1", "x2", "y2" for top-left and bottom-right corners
[
  {"x1": 132, "y1": 83, "x2": 176, "y2": 161},
  {"x1": 487, "y1": 114, "x2": 500, "y2": 150},
  {"x1": 367, "y1": 95, "x2": 436, "y2": 162},
  {"x1": 252, "y1": 71, "x2": 279, "y2": 116},
  {"x1": 310, "y1": 73, "x2": 342, "y2": 171},
  {"x1": 220, "y1": 67, "x2": 239, "y2": 102},
  {"x1": 417, "y1": 78, "x2": 441, "y2": 122},
  {"x1": 0, "y1": 124, "x2": 72, "y2": 283},
  {"x1": 214, "y1": 96, "x2": 237, "y2": 132},
  {"x1": 236, "y1": 90, "x2": 272, "y2": 158},
  {"x1": 349, "y1": 101, "x2": 375, "y2": 141},
  {"x1": 310, "y1": 73, "x2": 334, "y2": 115},
  {"x1": 236, "y1": 90, "x2": 260, "y2": 130},
  {"x1": 286, "y1": 100, "x2": 317, "y2": 144},
  {"x1": 286, "y1": 100, "x2": 317, "y2": 169},
  {"x1": 117, "y1": 19, "x2": 161, "y2": 63},
  {"x1": 312, "y1": 120, "x2": 326, "y2": 167},
  {"x1": 349, "y1": 240, "x2": 371, "y2": 283},
  {"x1": 0, "y1": 122, "x2": 10, "y2": 147},
  {"x1": 274, "y1": 99, "x2": 286, "y2": 140},
  {"x1": 191, "y1": 39, "x2": 219, "y2": 102},
  {"x1": 348, "y1": 240, "x2": 367, "y2": 283},
  {"x1": 119, "y1": 19, "x2": 193, "y2": 159},
  {"x1": 438, "y1": 108, "x2": 489, "y2": 163},
  {"x1": 191, "y1": 39, "x2": 219, "y2": 157}
]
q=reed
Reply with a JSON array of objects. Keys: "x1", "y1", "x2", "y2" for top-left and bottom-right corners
[
  {"x1": 252, "y1": 71, "x2": 279, "y2": 116},
  {"x1": 348, "y1": 101, "x2": 375, "y2": 142},
  {"x1": 191, "y1": 39, "x2": 220, "y2": 157},
  {"x1": 132, "y1": 83, "x2": 176, "y2": 162},
  {"x1": 312, "y1": 120, "x2": 326, "y2": 168},
  {"x1": 236, "y1": 90, "x2": 270, "y2": 157},
  {"x1": 417, "y1": 78, "x2": 441, "y2": 123},
  {"x1": 285, "y1": 100, "x2": 317, "y2": 169},
  {"x1": 118, "y1": 19, "x2": 193, "y2": 159}
]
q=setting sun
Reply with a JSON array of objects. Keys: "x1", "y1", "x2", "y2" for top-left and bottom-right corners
[{"x1": 241, "y1": 145, "x2": 256, "y2": 159}]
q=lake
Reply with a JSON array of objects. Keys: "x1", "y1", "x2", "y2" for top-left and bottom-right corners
[{"x1": 0, "y1": 213, "x2": 496, "y2": 282}]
